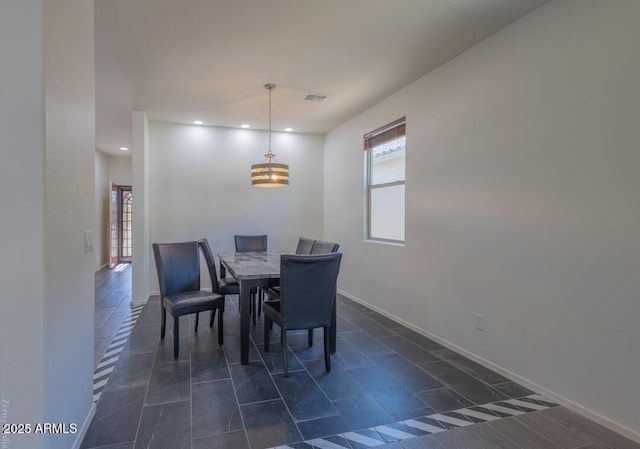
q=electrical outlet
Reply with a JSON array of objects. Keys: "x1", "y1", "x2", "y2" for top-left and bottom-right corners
[
  {"x1": 84, "y1": 231, "x2": 94, "y2": 253},
  {"x1": 474, "y1": 313, "x2": 486, "y2": 331}
]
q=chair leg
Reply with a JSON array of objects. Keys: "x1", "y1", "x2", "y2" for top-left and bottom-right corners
[
  {"x1": 264, "y1": 317, "x2": 271, "y2": 352},
  {"x1": 282, "y1": 329, "x2": 288, "y2": 377},
  {"x1": 252, "y1": 294, "x2": 257, "y2": 326},
  {"x1": 195, "y1": 312, "x2": 199, "y2": 333},
  {"x1": 308, "y1": 329, "x2": 313, "y2": 347},
  {"x1": 173, "y1": 317, "x2": 180, "y2": 358},
  {"x1": 324, "y1": 327, "x2": 331, "y2": 372},
  {"x1": 210, "y1": 308, "x2": 216, "y2": 327},
  {"x1": 161, "y1": 307, "x2": 166, "y2": 339},
  {"x1": 258, "y1": 289, "x2": 262, "y2": 316},
  {"x1": 217, "y1": 306, "x2": 224, "y2": 345}
]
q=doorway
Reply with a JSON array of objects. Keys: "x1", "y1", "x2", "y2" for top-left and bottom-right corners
[{"x1": 109, "y1": 183, "x2": 133, "y2": 267}]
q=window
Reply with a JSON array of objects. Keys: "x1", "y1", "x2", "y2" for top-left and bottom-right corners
[{"x1": 365, "y1": 117, "x2": 406, "y2": 243}]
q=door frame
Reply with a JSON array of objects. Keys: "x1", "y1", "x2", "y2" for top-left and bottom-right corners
[{"x1": 108, "y1": 182, "x2": 119, "y2": 268}]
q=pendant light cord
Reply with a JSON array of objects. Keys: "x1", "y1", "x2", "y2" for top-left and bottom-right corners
[
  {"x1": 268, "y1": 85, "x2": 272, "y2": 154},
  {"x1": 265, "y1": 83, "x2": 275, "y2": 158}
]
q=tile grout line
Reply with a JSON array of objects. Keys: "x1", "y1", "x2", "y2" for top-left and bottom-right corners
[
  {"x1": 131, "y1": 311, "x2": 162, "y2": 449},
  {"x1": 91, "y1": 303, "x2": 145, "y2": 402},
  {"x1": 221, "y1": 295, "x2": 254, "y2": 449}
]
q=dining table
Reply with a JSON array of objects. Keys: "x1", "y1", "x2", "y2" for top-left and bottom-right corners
[{"x1": 218, "y1": 251, "x2": 337, "y2": 365}]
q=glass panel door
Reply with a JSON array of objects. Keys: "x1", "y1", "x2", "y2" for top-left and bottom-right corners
[{"x1": 118, "y1": 186, "x2": 132, "y2": 263}]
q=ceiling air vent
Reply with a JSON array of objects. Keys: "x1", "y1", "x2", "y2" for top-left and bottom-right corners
[{"x1": 302, "y1": 93, "x2": 327, "y2": 103}]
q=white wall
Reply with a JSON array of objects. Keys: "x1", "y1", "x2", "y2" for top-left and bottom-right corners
[
  {"x1": 109, "y1": 155, "x2": 132, "y2": 186},
  {"x1": 1, "y1": 1, "x2": 95, "y2": 448},
  {"x1": 324, "y1": 0, "x2": 640, "y2": 438},
  {"x1": 148, "y1": 122, "x2": 324, "y2": 291},
  {"x1": 42, "y1": 0, "x2": 96, "y2": 447},
  {"x1": 1, "y1": 3, "x2": 46, "y2": 447}
]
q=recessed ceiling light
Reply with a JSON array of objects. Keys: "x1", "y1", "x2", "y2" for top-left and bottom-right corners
[
  {"x1": 193, "y1": 120, "x2": 204, "y2": 125},
  {"x1": 120, "y1": 147, "x2": 128, "y2": 151},
  {"x1": 241, "y1": 124, "x2": 251, "y2": 129},
  {"x1": 284, "y1": 128, "x2": 293, "y2": 132}
]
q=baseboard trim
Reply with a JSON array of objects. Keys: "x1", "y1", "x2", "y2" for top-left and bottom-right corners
[
  {"x1": 71, "y1": 402, "x2": 96, "y2": 449},
  {"x1": 131, "y1": 292, "x2": 150, "y2": 307},
  {"x1": 95, "y1": 263, "x2": 109, "y2": 273},
  {"x1": 337, "y1": 289, "x2": 640, "y2": 443}
]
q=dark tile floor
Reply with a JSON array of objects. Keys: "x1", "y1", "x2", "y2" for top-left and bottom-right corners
[
  {"x1": 94, "y1": 264, "x2": 134, "y2": 368},
  {"x1": 83, "y1": 267, "x2": 640, "y2": 449}
]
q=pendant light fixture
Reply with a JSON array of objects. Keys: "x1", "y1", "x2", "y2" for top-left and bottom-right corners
[{"x1": 251, "y1": 83, "x2": 289, "y2": 187}]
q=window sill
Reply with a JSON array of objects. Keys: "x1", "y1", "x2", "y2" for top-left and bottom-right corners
[{"x1": 363, "y1": 239, "x2": 405, "y2": 248}]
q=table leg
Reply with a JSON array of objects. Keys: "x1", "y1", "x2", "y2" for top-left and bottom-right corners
[{"x1": 239, "y1": 280, "x2": 251, "y2": 364}]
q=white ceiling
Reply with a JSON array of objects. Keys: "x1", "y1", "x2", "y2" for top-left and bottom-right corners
[{"x1": 95, "y1": 0, "x2": 549, "y2": 157}]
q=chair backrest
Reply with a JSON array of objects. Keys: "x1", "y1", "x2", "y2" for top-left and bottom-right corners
[
  {"x1": 310, "y1": 239, "x2": 340, "y2": 254},
  {"x1": 279, "y1": 253, "x2": 342, "y2": 330},
  {"x1": 295, "y1": 237, "x2": 315, "y2": 254},
  {"x1": 197, "y1": 238, "x2": 220, "y2": 292},
  {"x1": 152, "y1": 241, "x2": 200, "y2": 298},
  {"x1": 234, "y1": 234, "x2": 268, "y2": 252}
]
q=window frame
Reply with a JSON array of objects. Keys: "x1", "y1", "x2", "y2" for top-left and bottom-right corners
[{"x1": 364, "y1": 117, "x2": 406, "y2": 244}]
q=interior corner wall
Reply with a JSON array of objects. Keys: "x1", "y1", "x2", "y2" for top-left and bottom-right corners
[
  {"x1": 147, "y1": 121, "x2": 324, "y2": 292},
  {"x1": 42, "y1": 0, "x2": 96, "y2": 448},
  {"x1": 324, "y1": 0, "x2": 640, "y2": 437}
]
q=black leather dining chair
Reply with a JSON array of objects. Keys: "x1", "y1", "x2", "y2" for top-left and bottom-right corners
[
  {"x1": 311, "y1": 239, "x2": 340, "y2": 254},
  {"x1": 264, "y1": 236, "x2": 319, "y2": 302},
  {"x1": 197, "y1": 238, "x2": 240, "y2": 325},
  {"x1": 234, "y1": 234, "x2": 268, "y2": 324},
  {"x1": 265, "y1": 238, "x2": 340, "y2": 301},
  {"x1": 152, "y1": 241, "x2": 225, "y2": 358},
  {"x1": 234, "y1": 234, "x2": 268, "y2": 252},
  {"x1": 263, "y1": 252, "x2": 342, "y2": 376},
  {"x1": 295, "y1": 236, "x2": 315, "y2": 254},
  {"x1": 305, "y1": 239, "x2": 340, "y2": 345}
]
